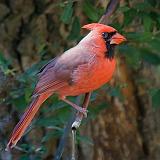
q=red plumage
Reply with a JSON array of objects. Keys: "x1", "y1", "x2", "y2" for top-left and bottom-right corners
[{"x1": 6, "y1": 23, "x2": 126, "y2": 150}]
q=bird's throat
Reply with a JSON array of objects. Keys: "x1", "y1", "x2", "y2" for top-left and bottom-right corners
[{"x1": 105, "y1": 42, "x2": 115, "y2": 60}]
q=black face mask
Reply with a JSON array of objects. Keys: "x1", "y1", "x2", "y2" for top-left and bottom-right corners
[{"x1": 102, "y1": 32, "x2": 117, "y2": 60}]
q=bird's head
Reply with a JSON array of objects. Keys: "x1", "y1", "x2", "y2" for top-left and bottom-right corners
[
  {"x1": 82, "y1": 23, "x2": 126, "y2": 59},
  {"x1": 82, "y1": 23, "x2": 126, "y2": 45}
]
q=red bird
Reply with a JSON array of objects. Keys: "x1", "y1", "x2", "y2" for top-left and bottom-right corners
[{"x1": 7, "y1": 23, "x2": 126, "y2": 150}]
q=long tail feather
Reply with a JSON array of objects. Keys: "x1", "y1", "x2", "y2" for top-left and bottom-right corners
[{"x1": 6, "y1": 92, "x2": 52, "y2": 150}]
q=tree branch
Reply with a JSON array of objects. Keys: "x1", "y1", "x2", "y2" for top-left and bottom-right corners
[{"x1": 99, "y1": 0, "x2": 120, "y2": 24}]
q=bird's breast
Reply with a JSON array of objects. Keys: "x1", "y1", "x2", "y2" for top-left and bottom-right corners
[{"x1": 58, "y1": 57, "x2": 116, "y2": 97}]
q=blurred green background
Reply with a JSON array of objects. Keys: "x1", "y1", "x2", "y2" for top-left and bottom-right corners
[{"x1": 0, "y1": 0, "x2": 160, "y2": 160}]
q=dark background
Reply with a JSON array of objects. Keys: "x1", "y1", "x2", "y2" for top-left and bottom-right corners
[{"x1": 0, "y1": 0, "x2": 160, "y2": 159}]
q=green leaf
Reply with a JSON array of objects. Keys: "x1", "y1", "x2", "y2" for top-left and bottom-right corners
[
  {"x1": 118, "y1": 45, "x2": 141, "y2": 69},
  {"x1": 77, "y1": 135, "x2": 93, "y2": 146},
  {"x1": 42, "y1": 130, "x2": 63, "y2": 142},
  {"x1": 36, "y1": 117, "x2": 60, "y2": 127},
  {"x1": 25, "y1": 63, "x2": 42, "y2": 76},
  {"x1": 83, "y1": 0, "x2": 99, "y2": 21},
  {"x1": 111, "y1": 22, "x2": 123, "y2": 31},
  {"x1": 90, "y1": 92, "x2": 98, "y2": 102},
  {"x1": 60, "y1": 1, "x2": 73, "y2": 24},
  {"x1": 67, "y1": 16, "x2": 80, "y2": 40},
  {"x1": 118, "y1": 6, "x2": 130, "y2": 12},
  {"x1": 38, "y1": 44, "x2": 47, "y2": 57},
  {"x1": 106, "y1": 86, "x2": 124, "y2": 101},
  {"x1": 157, "y1": 16, "x2": 160, "y2": 25},
  {"x1": 90, "y1": 101, "x2": 109, "y2": 118},
  {"x1": 140, "y1": 50, "x2": 160, "y2": 65},
  {"x1": 12, "y1": 95, "x2": 27, "y2": 111},
  {"x1": 121, "y1": 34, "x2": 160, "y2": 66},
  {"x1": 134, "y1": 1, "x2": 152, "y2": 11},
  {"x1": 0, "y1": 52, "x2": 8, "y2": 66},
  {"x1": 143, "y1": 14, "x2": 152, "y2": 31},
  {"x1": 0, "y1": 52, "x2": 12, "y2": 74},
  {"x1": 146, "y1": 0, "x2": 157, "y2": 7},
  {"x1": 25, "y1": 87, "x2": 33, "y2": 102},
  {"x1": 126, "y1": 32, "x2": 152, "y2": 42},
  {"x1": 123, "y1": 9, "x2": 137, "y2": 26},
  {"x1": 20, "y1": 155, "x2": 29, "y2": 160},
  {"x1": 148, "y1": 38, "x2": 160, "y2": 52},
  {"x1": 149, "y1": 89, "x2": 160, "y2": 109}
]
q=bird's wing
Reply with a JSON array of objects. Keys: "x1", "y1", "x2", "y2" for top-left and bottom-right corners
[{"x1": 33, "y1": 46, "x2": 95, "y2": 96}]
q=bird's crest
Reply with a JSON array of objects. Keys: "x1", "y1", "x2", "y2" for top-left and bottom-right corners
[{"x1": 82, "y1": 23, "x2": 116, "y2": 33}]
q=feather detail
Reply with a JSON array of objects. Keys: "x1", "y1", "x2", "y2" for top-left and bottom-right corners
[
  {"x1": 33, "y1": 81, "x2": 67, "y2": 96},
  {"x1": 38, "y1": 57, "x2": 58, "y2": 77},
  {"x1": 6, "y1": 92, "x2": 52, "y2": 150}
]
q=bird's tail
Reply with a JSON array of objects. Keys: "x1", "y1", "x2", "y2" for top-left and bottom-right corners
[{"x1": 6, "y1": 92, "x2": 52, "y2": 150}]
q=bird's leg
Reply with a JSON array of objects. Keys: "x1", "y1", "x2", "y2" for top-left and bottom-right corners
[
  {"x1": 60, "y1": 97, "x2": 88, "y2": 117},
  {"x1": 72, "y1": 92, "x2": 91, "y2": 129}
]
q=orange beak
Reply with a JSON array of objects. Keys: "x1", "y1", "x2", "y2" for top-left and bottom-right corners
[{"x1": 110, "y1": 33, "x2": 126, "y2": 45}]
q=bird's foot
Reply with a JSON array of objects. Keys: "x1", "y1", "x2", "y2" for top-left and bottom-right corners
[
  {"x1": 78, "y1": 108, "x2": 88, "y2": 118},
  {"x1": 60, "y1": 97, "x2": 88, "y2": 117}
]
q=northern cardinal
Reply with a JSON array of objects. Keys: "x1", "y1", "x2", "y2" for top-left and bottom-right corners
[{"x1": 6, "y1": 23, "x2": 126, "y2": 150}]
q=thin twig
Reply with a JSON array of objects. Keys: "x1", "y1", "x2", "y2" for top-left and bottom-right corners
[
  {"x1": 71, "y1": 129, "x2": 76, "y2": 160},
  {"x1": 71, "y1": 92, "x2": 91, "y2": 160},
  {"x1": 99, "y1": 0, "x2": 120, "y2": 24},
  {"x1": 54, "y1": 96, "x2": 81, "y2": 160}
]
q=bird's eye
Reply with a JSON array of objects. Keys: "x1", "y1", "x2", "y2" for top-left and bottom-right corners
[{"x1": 102, "y1": 32, "x2": 108, "y2": 39}]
